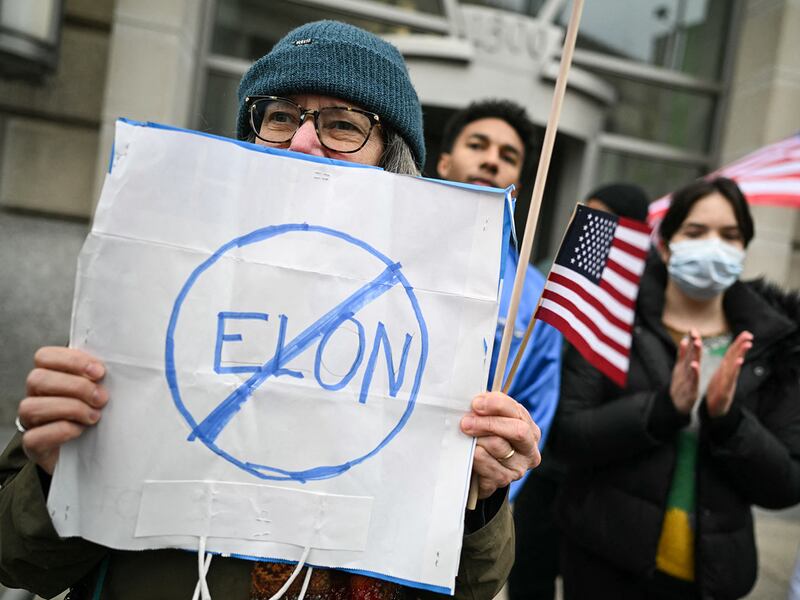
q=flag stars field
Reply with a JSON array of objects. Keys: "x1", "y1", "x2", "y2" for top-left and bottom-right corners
[{"x1": 536, "y1": 204, "x2": 651, "y2": 387}]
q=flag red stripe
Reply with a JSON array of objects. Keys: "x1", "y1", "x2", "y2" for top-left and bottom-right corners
[
  {"x1": 611, "y1": 237, "x2": 648, "y2": 261},
  {"x1": 537, "y1": 307, "x2": 627, "y2": 387},
  {"x1": 737, "y1": 163, "x2": 800, "y2": 179},
  {"x1": 547, "y1": 272, "x2": 633, "y2": 330},
  {"x1": 648, "y1": 135, "x2": 800, "y2": 217},
  {"x1": 617, "y1": 216, "x2": 651, "y2": 235},
  {"x1": 599, "y1": 278, "x2": 636, "y2": 309},
  {"x1": 723, "y1": 137, "x2": 800, "y2": 171},
  {"x1": 747, "y1": 195, "x2": 800, "y2": 208},
  {"x1": 724, "y1": 146, "x2": 800, "y2": 174},
  {"x1": 743, "y1": 173, "x2": 800, "y2": 181},
  {"x1": 605, "y1": 258, "x2": 639, "y2": 285},
  {"x1": 541, "y1": 289, "x2": 629, "y2": 356}
]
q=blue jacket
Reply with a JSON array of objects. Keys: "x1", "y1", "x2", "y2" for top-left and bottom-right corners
[{"x1": 489, "y1": 248, "x2": 562, "y2": 499}]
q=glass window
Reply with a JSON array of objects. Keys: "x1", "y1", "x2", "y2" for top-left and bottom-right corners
[
  {"x1": 198, "y1": 71, "x2": 241, "y2": 139},
  {"x1": 212, "y1": 0, "x2": 443, "y2": 62},
  {"x1": 596, "y1": 150, "x2": 704, "y2": 201},
  {"x1": 460, "y1": 0, "x2": 732, "y2": 79},
  {"x1": 562, "y1": 0, "x2": 732, "y2": 80},
  {"x1": 600, "y1": 74, "x2": 715, "y2": 153},
  {"x1": 0, "y1": 0, "x2": 63, "y2": 77}
]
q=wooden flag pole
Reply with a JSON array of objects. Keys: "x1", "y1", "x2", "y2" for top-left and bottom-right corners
[
  {"x1": 504, "y1": 204, "x2": 581, "y2": 393},
  {"x1": 467, "y1": 0, "x2": 584, "y2": 510},
  {"x1": 503, "y1": 314, "x2": 537, "y2": 395}
]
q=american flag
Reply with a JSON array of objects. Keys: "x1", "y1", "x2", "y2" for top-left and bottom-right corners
[
  {"x1": 536, "y1": 205, "x2": 651, "y2": 387},
  {"x1": 649, "y1": 133, "x2": 800, "y2": 226}
]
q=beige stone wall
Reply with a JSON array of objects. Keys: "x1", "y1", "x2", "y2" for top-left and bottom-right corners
[
  {"x1": 0, "y1": 0, "x2": 208, "y2": 216},
  {"x1": 0, "y1": 0, "x2": 114, "y2": 217},
  {"x1": 92, "y1": 0, "x2": 208, "y2": 204},
  {"x1": 720, "y1": 0, "x2": 800, "y2": 287},
  {"x1": 1, "y1": 118, "x2": 98, "y2": 216},
  {"x1": 0, "y1": 0, "x2": 115, "y2": 421}
]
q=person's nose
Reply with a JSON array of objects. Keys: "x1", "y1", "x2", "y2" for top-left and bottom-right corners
[
  {"x1": 479, "y1": 146, "x2": 501, "y2": 173},
  {"x1": 288, "y1": 118, "x2": 326, "y2": 157},
  {"x1": 480, "y1": 154, "x2": 499, "y2": 175}
]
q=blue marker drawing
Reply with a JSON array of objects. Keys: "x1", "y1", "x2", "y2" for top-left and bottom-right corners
[
  {"x1": 214, "y1": 312, "x2": 269, "y2": 374},
  {"x1": 192, "y1": 262, "x2": 403, "y2": 443},
  {"x1": 165, "y1": 224, "x2": 429, "y2": 482},
  {"x1": 358, "y1": 323, "x2": 413, "y2": 404},
  {"x1": 314, "y1": 316, "x2": 365, "y2": 392},
  {"x1": 272, "y1": 314, "x2": 304, "y2": 380}
]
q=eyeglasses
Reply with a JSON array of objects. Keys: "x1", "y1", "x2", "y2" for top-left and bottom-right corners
[{"x1": 246, "y1": 96, "x2": 382, "y2": 154}]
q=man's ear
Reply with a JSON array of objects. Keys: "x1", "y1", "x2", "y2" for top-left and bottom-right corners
[{"x1": 436, "y1": 152, "x2": 451, "y2": 179}]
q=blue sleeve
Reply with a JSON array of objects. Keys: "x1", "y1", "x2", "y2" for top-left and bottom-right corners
[
  {"x1": 507, "y1": 320, "x2": 562, "y2": 449},
  {"x1": 491, "y1": 258, "x2": 562, "y2": 501},
  {"x1": 506, "y1": 320, "x2": 562, "y2": 501}
]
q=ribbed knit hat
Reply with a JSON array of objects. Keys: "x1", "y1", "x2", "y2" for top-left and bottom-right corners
[{"x1": 236, "y1": 20, "x2": 425, "y2": 169}]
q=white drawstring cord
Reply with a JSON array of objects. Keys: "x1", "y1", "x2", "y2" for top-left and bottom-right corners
[
  {"x1": 297, "y1": 565, "x2": 314, "y2": 600},
  {"x1": 191, "y1": 538, "x2": 312, "y2": 600},
  {"x1": 191, "y1": 536, "x2": 214, "y2": 600},
  {"x1": 267, "y1": 545, "x2": 312, "y2": 600},
  {"x1": 191, "y1": 554, "x2": 213, "y2": 600}
]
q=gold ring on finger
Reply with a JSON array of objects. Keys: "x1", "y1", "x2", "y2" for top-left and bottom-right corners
[
  {"x1": 14, "y1": 416, "x2": 27, "y2": 434},
  {"x1": 499, "y1": 448, "x2": 515, "y2": 461}
]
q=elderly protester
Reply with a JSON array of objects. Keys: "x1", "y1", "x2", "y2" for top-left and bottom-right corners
[{"x1": 0, "y1": 20, "x2": 540, "y2": 600}]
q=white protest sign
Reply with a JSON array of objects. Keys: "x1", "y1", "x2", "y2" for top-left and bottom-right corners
[{"x1": 47, "y1": 119, "x2": 510, "y2": 594}]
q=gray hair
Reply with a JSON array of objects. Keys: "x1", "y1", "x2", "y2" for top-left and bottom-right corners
[{"x1": 379, "y1": 129, "x2": 420, "y2": 176}]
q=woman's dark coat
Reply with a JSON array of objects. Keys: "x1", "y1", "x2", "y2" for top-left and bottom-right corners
[{"x1": 554, "y1": 259, "x2": 800, "y2": 600}]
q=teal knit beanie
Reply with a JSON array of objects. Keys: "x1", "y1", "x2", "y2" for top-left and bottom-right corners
[{"x1": 236, "y1": 20, "x2": 425, "y2": 169}]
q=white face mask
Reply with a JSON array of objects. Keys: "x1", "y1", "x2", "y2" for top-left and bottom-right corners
[{"x1": 667, "y1": 238, "x2": 745, "y2": 300}]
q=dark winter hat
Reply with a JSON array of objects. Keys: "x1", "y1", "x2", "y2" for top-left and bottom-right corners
[
  {"x1": 586, "y1": 183, "x2": 650, "y2": 222},
  {"x1": 236, "y1": 20, "x2": 425, "y2": 169}
]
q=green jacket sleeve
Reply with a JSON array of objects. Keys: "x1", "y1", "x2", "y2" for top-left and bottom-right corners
[
  {"x1": 0, "y1": 433, "x2": 108, "y2": 598},
  {"x1": 420, "y1": 489, "x2": 514, "y2": 600},
  {"x1": 453, "y1": 494, "x2": 513, "y2": 600}
]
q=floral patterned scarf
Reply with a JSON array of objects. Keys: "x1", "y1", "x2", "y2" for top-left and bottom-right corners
[{"x1": 251, "y1": 562, "x2": 406, "y2": 600}]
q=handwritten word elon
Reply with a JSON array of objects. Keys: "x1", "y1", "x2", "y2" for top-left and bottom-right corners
[
  {"x1": 191, "y1": 259, "x2": 411, "y2": 445},
  {"x1": 214, "y1": 311, "x2": 413, "y2": 403},
  {"x1": 165, "y1": 224, "x2": 429, "y2": 481}
]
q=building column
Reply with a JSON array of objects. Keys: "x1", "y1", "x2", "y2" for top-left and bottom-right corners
[
  {"x1": 720, "y1": 0, "x2": 800, "y2": 286},
  {"x1": 93, "y1": 0, "x2": 209, "y2": 203}
]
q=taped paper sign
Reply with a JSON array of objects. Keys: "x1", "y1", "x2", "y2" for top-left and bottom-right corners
[{"x1": 47, "y1": 119, "x2": 510, "y2": 594}]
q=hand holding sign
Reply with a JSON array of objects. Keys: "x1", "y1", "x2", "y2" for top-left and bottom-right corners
[
  {"x1": 18, "y1": 347, "x2": 108, "y2": 475},
  {"x1": 460, "y1": 391, "x2": 541, "y2": 499}
]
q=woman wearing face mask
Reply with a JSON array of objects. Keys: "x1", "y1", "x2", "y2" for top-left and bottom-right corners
[{"x1": 553, "y1": 177, "x2": 800, "y2": 600}]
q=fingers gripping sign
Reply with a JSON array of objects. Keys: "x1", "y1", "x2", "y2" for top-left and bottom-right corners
[
  {"x1": 460, "y1": 392, "x2": 541, "y2": 499},
  {"x1": 19, "y1": 347, "x2": 108, "y2": 475}
]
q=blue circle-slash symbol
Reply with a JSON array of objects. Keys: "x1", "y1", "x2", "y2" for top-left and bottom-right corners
[{"x1": 165, "y1": 224, "x2": 429, "y2": 482}]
